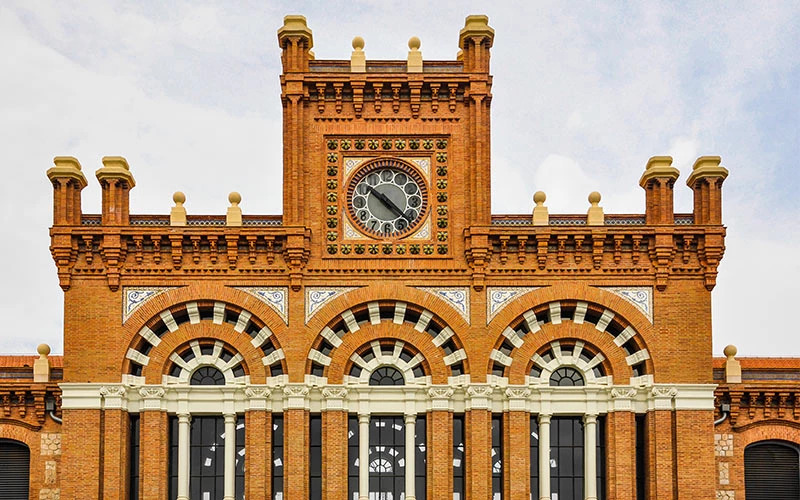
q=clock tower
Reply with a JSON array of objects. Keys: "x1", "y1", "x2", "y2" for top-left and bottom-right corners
[{"x1": 278, "y1": 15, "x2": 494, "y2": 268}]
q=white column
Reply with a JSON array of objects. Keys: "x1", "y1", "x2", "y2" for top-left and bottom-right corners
[
  {"x1": 538, "y1": 414, "x2": 551, "y2": 500},
  {"x1": 177, "y1": 413, "x2": 191, "y2": 500},
  {"x1": 359, "y1": 413, "x2": 370, "y2": 500},
  {"x1": 404, "y1": 414, "x2": 416, "y2": 500},
  {"x1": 223, "y1": 413, "x2": 236, "y2": 500},
  {"x1": 584, "y1": 414, "x2": 598, "y2": 500}
]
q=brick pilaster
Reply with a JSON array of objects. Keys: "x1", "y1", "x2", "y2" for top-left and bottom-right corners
[
  {"x1": 506, "y1": 410, "x2": 530, "y2": 500},
  {"x1": 648, "y1": 410, "x2": 675, "y2": 499},
  {"x1": 322, "y1": 410, "x2": 348, "y2": 500},
  {"x1": 428, "y1": 411, "x2": 453, "y2": 500},
  {"x1": 465, "y1": 409, "x2": 491, "y2": 500},
  {"x1": 102, "y1": 409, "x2": 129, "y2": 500},
  {"x1": 140, "y1": 411, "x2": 168, "y2": 500},
  {"x1": 61, "y1": 409, "x2": 101, "y2": 500},
  {"x1": 284, "y1": 408, "x2": 310, "y2": 499},
  {"x1": 245, "y1": 410, "x2": 271, "y2": 500}
]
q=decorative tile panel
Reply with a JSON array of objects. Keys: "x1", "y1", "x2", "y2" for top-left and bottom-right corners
[
  {"x1": 407, "y1": 216, "x2": 431, "y2": 240},
  {"x1": 123, "y1": 287, "x2": 175, "y2": 323},
  {"x1": 234, "y1": 287, "x2": 289, "y2": 324},
  {"x1": 343, "y1": 157, "x2": 367, "y2": 179},
  {"x1": 486, "y1": 287, "x2": 540, "y2": 323},
  {"x1": 416, "y1": 287, "x2": 470, "y2": 323},
  {"x1": 343, "y1": 219, "x2": 370, "y2": 240},
  {"x1": 596, "y1": 286, "x2": 653, "y2": 323},
  {"x1": 306, "y1": 287, "x2": 360, "y2": 323},
  {"x1": 401, "y1": 157, "x2": 431, "y2": 180}
]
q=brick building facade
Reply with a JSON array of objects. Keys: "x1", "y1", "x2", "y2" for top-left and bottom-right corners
[{"x1": 0, "y1": 14, "x2": 796, "y2": 500}]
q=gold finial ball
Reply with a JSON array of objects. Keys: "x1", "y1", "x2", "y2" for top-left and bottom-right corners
[
  {"x1": 588, "y1": 191, "x2": 601, "y2": 204},
  {"x1": 37, "y1": 344, "x2": 51, "y2": 356},
  {"x1": 533, "y1": 191, "x2": 546, "y2": 205},
  {"x1": 352, "y1": 36, "x2": 365, "y2": 50},
  {"x1": 173, "y1": 191, "x2": 186, "y2": 205},
  {"x1": 723, "y1": 344, "x2": 738, "y2": 358},
  {"x1": 229, "y1": 192, "x2": 242, "y2": 205},
  {"x1": 409, "y1": 36, "x2": 421, "y2": 50}
]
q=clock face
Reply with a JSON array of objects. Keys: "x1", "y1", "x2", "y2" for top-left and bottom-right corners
[{"x1": 348, "y1": 161, "x2": 427, "y2": 237}]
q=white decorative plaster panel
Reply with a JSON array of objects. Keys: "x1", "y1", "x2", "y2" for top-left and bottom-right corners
[
  {"x1": 306, "y1": 287, "x2": 360, "y2": 323},
  {"x1": 401, "y1": 157, "x2": 431, "y2": 180},
  {"x1": 596, "y1": 286, "x2": 653, "y2": 323},
  {"x1": 407, "y1": 216, "x2": 431, "y2": 240},
  {"x1": 343, "y1": 157, "x2": 367, "y2": 179},
  {"x1": 486, "y1": 287, "x2": 540, "y2": 323},
  {"x1": 234, "y1": 287, "x2": 289, "y2": 324},
  {"x1": 343, "y1": 218, "x2": 369, "y2": 240},
  {"x1": 416, "y1": 287, "x2": 470, "y2": 323},
  {"x1": 123, "y1": 287, "x2": 176, "y2": 323}
]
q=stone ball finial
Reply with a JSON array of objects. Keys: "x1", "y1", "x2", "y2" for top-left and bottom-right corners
[
  {"x1": 533, "y1": 191, "x2": 546, "y2": 205},
  {"x1": 37, "y1": 344, "x2": 51, "y2": 357},
  {"x1": 229, "y1": 192, "x2": 241, "y2": 205},
  {"x1": 173, "y1": 191, "x2": 186, "y2": 205},
  {"x1": 352, "y1": 36, "x2": 365, "y2": 50},
  {"x1": 588, "y1": 191, "x2": 601, "y2": 205},
  {"x1": 409, "y1": 36, "x2": 421, "y2": 50},
  {"x1": 724, "y1": 344, "x2": 738, "y2": 358}
]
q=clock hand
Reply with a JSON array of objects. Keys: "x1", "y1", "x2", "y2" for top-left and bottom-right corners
[{"x1": 366, "y1": 186, "x2": 412, "y2": 222}]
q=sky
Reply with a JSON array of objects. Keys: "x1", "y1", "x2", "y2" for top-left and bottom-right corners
[{"x1": 1, "y1": 1, "x2": 798, "y2": 357}]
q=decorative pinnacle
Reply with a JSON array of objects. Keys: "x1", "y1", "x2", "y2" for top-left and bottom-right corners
[
  {"x1": 37, "y1": 344, "x2": 51, "y2": 356},
  {"x1": 723, "y1": 344, "x2": 737, "y2": 359},
  {"x1": 352, "y1": 36, "x2": 365, "y2": 50},
  {"x1": 408, "y1": 36, "x2": 421, "y2": 50},
  {"x1": 588, "y1": 191, "x2": 601, "y2": 205},
  {"x1": 173, "y1": 191, "x2": 186, "y2": 205},
  {"x1": 533, "y1": 191, "x2": 546, "y2": 205},
  {"x1": 228, "y1": 192, "x2": 242, "y2": 205}
]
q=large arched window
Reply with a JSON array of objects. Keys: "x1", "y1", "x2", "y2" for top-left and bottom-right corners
[
  {"x1": 745, "y1": 440, "x2": 800, "y2": 500},
  {"x1": 0, "y1": 439, "x2": 30, "y2": 500}
]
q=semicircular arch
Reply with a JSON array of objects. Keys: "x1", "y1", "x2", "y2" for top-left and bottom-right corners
[
  {"x1": 121, "y1": 288, "x2": 289, "y2": 385},
  {"x1": 487, "y1": 284, "x2": 656, "y2": 385},
  {"x1": 307, "y1": 296, "x2": 469, "y2": 385}
]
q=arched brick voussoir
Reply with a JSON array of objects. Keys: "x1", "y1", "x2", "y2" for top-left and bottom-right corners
[
  {"x1": 120, "y1": 283, "x2": 290, "y2": 350},
  {"x1": 734, "y1": 421, "x2": 800, "y2": 448},
  {"x1": 487, "y1": 283, "x2": 658, "y2": 364},
  {"x1": 141, "y1": 321, "x2": 269, "y2": 385},
  {"x1": 304, "y1": 282, "x2": 471, "y2": 337},
  {"x1": 0, "y1": 423, "x2": 39, "y2": 450},
  {"x1": 506, "y1": 322, "x2": 632, "y2": 385},
  {"x1": 325, "y1": 322, "x2": 452, "y2": 385}
]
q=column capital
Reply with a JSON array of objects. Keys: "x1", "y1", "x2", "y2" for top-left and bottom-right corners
[
  {"x1": 538, "y1": 413, "x2": 552, "y2": 424},
  {"x1": 428, "y1": 386, "x2": 454, "y2": 411},
  {"x1": 583, "y1": 413, "x2": 598, "y2": 424},
  {"x1": 404, "y1": 413, "x2": 417, "y2": 424},
  {"x1": 245, "y1": 386, "x2": 272, "y2": 411},
  {"x1": 138, "y1": 386, "x2": 166, "y2": 411},
  {"x1": 466, "y1": 384, "x2": 493, "y2": 410},
  {"x1": 505, "y1": 387, "x2": 531, "y2": 411},
  {"x1": 322, "y1": 386, "x2": 349, "y2": 411},
  {"x1": 177, "y1": 412, "x2": 191, "y2": 421},
  {"x1": 358, "y1": 412, "x2": 370, "y2": 424},
  {"x1": 282, "y1": 384, "x2": 310, "y2": 410}
]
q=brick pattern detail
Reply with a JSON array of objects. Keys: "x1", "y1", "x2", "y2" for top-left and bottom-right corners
[
  {"x1": 322, "y1": 411, "x2": 348, "y2": 500},
  {"x1": 245, "y1": 410, "x2": 271, "y2": 500}
]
